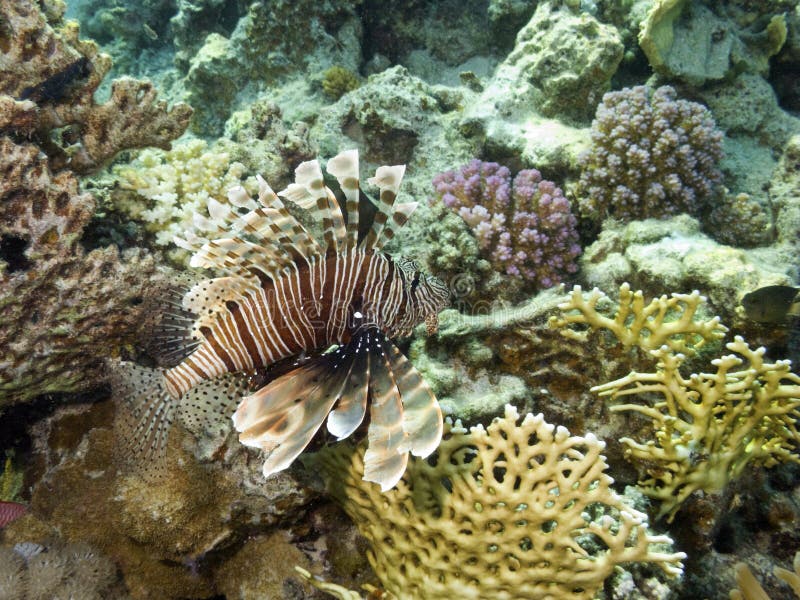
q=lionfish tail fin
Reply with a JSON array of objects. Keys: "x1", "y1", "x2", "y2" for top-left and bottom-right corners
[{"x1": 108, "y1": 360, "x2": 179, "y2": 474}]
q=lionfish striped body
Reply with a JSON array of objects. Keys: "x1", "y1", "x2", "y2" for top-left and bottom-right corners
[{"x1": 113, "y1": 150, "x2": 449, "y2": 490}]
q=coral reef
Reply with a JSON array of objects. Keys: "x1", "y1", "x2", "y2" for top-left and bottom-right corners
[
  {"x1": 0, "y1": 0, "x2": 193, "y2": 405},
  {"x1": 577, "y1": 215, "x2": 795, "y2": 328},
  {"x1": 576, "y1": 85, "x2": 724, "y2": 221},
  {"x1": 0, "y1": 0, "x2": 191, "y2": 175},
  {"x1": 550, "y1": 282, "x2": 728, "y2": 355},
  {"x1": 115, "y1": 139, "x2": 254, "y2": 249},
  {"x1": 0, "y1": 541, "x2": 127, "y2": 600},
  {"x1": 482, "y1": 2, "x2": 623, "y2": 121},
  {"x1": 322, "y1": 66, "x2": 361, "y2": 100},
  {"x1": 0, "y1": 397, "x2": 317, "y2": 599},
  {"x1": 706, "y1": 189, "x2": 774, "y2": 248},
  {"x1": 432, "y1": 159, "x2": 580, "y2": 289},
  {"x1": 0, "y1": 136, "x2": 158, "y2": 405},
  {"x1": 310, "y1": 404, "x2": 685, "y2": 599},
  {"x1": 732, "y1": 552, "x2": 800, "y2": 599},
  {"x1": 598, "y1": 337, "x2": 800, "y2": 521}
]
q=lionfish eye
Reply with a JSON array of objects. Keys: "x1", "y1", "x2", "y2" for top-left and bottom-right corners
[{"x1": 410, "y1": 270, "x2": 421, "y2": 292}]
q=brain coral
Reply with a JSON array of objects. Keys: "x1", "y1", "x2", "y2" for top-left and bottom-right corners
[
  {"x1": 577, "y1": 85, "x2": 724, "y2": 221},
  {"x1": 433, "y1": 160, "x2": 580, "y2": 289},
  {"x1": 312, "y1": 404, "x2": 685, "y2": 599}
]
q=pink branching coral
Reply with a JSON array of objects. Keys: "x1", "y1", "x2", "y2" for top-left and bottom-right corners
[
  {"x1": 577, "y1": 85, "x2": 724, "y2": 221},
  {"x1": 432, "y1": 160, "x2": 581, "y2": 289}
]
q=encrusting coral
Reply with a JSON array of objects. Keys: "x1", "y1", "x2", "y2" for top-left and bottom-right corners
[
  {"x1": 0, "y1": 0, "x2": 189, "y2": 404},
  {"x1": 432, "y1": 159, "x2": 581, "y2": 289},
  {"x1": 308, "y1": 404, "x2": 685, "y2": 600},
  {"x1": 576, "y1": 85, "x2": 724, "y2": 221},
  {"x1": 552, "y1": 284, "x2": 800, "y2": 521},
  {"x1": 0, "y1": 0, "x2": 191, "y2": 175}
]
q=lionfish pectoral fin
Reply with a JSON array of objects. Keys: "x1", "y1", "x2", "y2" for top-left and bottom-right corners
[
  {"x1": 325, "y1": 339, "x2": 369, "y2": 440},
  {"x1": 384, "y1": 342, "x2": 443, "y2": 458},
  {"x1": 232, "y1": 354, "x2": 348, "y2": 477},
  {"x1": 359, "y1": 333, "x2": 444, "y2": 491}
]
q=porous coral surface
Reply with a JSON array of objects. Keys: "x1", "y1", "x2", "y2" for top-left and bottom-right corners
[
  {"x1": 0, "y1": 137, "x2": 157, "y2": 405},
  {"x1": 0, "y1": 0, "x2": 189, "y2": 404},
  {"x1": 312, "y1": 404, "x2": 685, "y2": 599}
]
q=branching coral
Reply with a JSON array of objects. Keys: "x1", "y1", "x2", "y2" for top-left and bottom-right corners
[
  {"x1": 432, "y1": 160, "x2": 580, "y2": 289},
  {"x1": 594, "y1": 337, "x2": 800, "y2": 521},
  {"x1": 576, "y1": 85, "x2": 723, "y2": 221},
  {"x1": 732, "y1": 552, "x2": 800, "y2": 600},
  {"x1": 549, "y1": 282, "x2": 728, "y2": 354},
  {"x1": 310, "y1": 404, "x2": 685, "y2": 599},
  {"x1": 551, "y1": 284, "x2": 800, "y2": 521},
  {"x1": 115, "y1": 139, "x2": 254, "y2": 248}
]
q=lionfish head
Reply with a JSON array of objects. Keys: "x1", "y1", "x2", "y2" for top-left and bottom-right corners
[{"x1": 395, "y1": 256, "x2": 450, "y2": 335}]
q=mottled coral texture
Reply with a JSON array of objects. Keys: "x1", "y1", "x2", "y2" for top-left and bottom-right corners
[
  {"x1": 577, "y1": 85, "x2": 724, "y2": 221},
  {"x1": 0, "y1": 0, "x2": 188, "y2": 404},
  {"x1": 0, "y1": 0, "x2": 191, "y2": 175},
  {"x1": 433, "y1": 160, "x2": 580, "y2": 289}
]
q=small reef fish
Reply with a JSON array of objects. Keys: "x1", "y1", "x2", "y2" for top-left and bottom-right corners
[
  {"x1": 0, "y1": 500, "x2": 26, "y2": 527},
  {"x1": 113, "y1": 150, "x2": 449, "y2": 490},
  {"x1": 742, "y1": 285, "x2": 800, "y2": 324}
]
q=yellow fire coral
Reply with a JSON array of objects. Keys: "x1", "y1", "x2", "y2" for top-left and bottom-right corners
[
  {"x1": 310, "y1": 404, "x2": 685, "y2": 599},
  {"x1": 732, "y1": 552, "x2": 800, "y2": 600},
  {"x1": 595, "y1": 337, "x2": 800, "y2": 521},
  {"x1": 549, "y1": 282, "x2": 727, "y2": 354},
  {"x1": 551, "y1": 283, "x2": 800, "y2": 521}
]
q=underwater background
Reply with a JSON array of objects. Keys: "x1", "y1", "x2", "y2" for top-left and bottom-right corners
[{"x1": 2, "y1": 0, "x2": 800, "y2": 598}]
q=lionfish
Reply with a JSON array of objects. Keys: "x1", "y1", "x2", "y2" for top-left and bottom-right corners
[{"x1": 113, "y1": 150, "x2": 450, "y2": 490}]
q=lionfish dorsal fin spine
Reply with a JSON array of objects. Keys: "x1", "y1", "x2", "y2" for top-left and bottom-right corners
[
  {"x1": 253, "y1": 175, "x2": 322, "y2": 262},
  {"x1": 361, "y1": 164, "x2": 408, "y2": 253},
  {"x1": 280, "y1": 158, "x2": 351, "y2": 254},
  {"x1": 325, "y1": 149, "x2": 361, "y2": 250}
]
